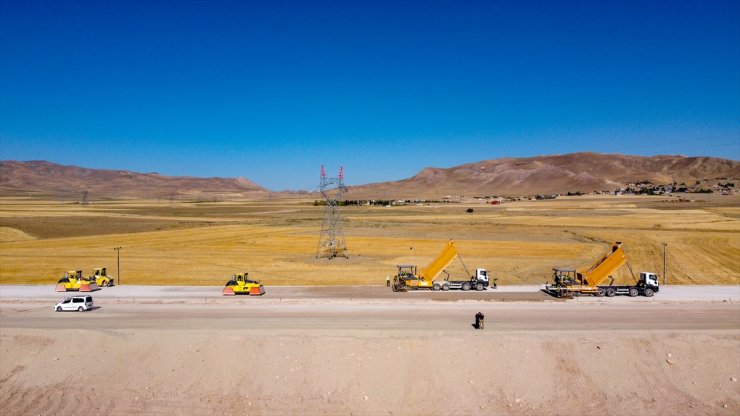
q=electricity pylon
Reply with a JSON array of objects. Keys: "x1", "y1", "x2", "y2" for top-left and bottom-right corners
[{"x1": 316, "y1": 165, "x2": 348, "y2": 259}]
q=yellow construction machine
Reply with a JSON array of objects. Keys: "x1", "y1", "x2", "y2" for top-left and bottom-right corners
[
  {"x1": 544, "y1": 242, "x2": 659, "y2": 298},
  {"x1": 56, "y1": 270, "x2": 100, "y2": 292},
  {"x1": 91, "y1": 267, "x2": 115, "y2": 287},
  {"x1": 392, "y1": 240, "x2": 491, "y2": 291},
  {"x1": 222, "y1": 272, "x2": 265, "y2": 296}
]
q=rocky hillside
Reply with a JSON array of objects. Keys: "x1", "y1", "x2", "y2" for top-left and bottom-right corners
[
  {"x1": 0, "y1": 160, "x2": 268, "y2": 199},
  {"x1": 2, "y1": 153, "x2": 738, "y2": 200},
  {"x1": 348, "y1": 153, "x2": 740, "y2": 198}
]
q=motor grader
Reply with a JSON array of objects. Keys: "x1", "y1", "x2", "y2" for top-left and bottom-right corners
[
  {"x1": 56, "y1": 270, "x2": 99, "y2": 292},
  {"x1": 91, "y1": 267, "x2": 115, "y2": 287},
  {"x1": 222, "y1": 272, "x2": 265, "y2": 296}
]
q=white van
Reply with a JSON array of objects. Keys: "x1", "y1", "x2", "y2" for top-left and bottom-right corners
[{"x1": 54, "y1": 295, "x2": 93, "y2": 312}]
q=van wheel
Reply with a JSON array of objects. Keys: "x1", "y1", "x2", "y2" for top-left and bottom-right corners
[
  {"x1": 644, "y1": 288, "x2": 654, "y2": 297},
  {"x1": 56, "y1": 306, "x2": 62, "y2": 312},
  {"x1": 628, "y1": 288, "x2": 638, "y2": 297},
  {"x1": 78, "y1": 306, "x2": 84, "y2": 312}
]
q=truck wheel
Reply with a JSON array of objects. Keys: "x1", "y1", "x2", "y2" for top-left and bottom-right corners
[
  {"x1": 442, "y1": 284, "x2": 450, "y2": 291},
  {"x1": 462, "y1": 283, "x2": 470, "y2": 291},
  {"x1": 644, "y1": 288, "x2": 654, "y2": 297},
  {"x1": 628, "y1": 288, "x2": 638, "y2": 297},
  {"x1": 596, "y1": 288, "x2": 606, "y2": 297},
  {"x1": 605, "y1": 287, "x2": 616, "y2": 297},
  {"x1": 433, "y1": 284, "x2": 441, "y2": 291},
  {"x1": 475, "y1": 283, "x2": 483, "y2": 291}
]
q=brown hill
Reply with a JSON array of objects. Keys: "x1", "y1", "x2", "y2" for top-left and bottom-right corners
[
  {"x1": 0, "y1": 160, "x2": 268, "y2": 200},
  {"x1": 348, "y1": 153, "x2": 740, "y2": 198},
  {"x1": 3, "y1": 153, "x2": 738, "y2": 200}
]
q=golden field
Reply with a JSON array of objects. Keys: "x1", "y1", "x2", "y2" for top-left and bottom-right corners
[{"x1": 0, "y1": 194, "x2": 738, "y2": 285}]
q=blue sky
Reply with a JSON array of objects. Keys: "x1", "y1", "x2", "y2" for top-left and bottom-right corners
[{"x1": 1, "y1": 0, "x2": 738, "y2": 190}]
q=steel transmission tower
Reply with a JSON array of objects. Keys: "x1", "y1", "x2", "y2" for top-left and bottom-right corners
[{"x1": 316, "y1": 165, "x2": 348, "y2": 259}]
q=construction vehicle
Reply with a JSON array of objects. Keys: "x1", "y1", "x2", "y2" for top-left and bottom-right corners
[
  {"x1": 543, "y1": 242, "x2": 659, "y2": 298},
  {"x1": 222, "y1": 272, "x2": 265, "y2": 296},
  {"x1": 56, "y1": 270, "x2": 99, "y2": 292},
  {"x1": 91, "y1": 267, "x2": 115, "y2": 287},
  {"x1": 392, "y1": 240, "x2": 491, "y2": 292},
  {"x1": 434, "y1": 268, "x2": 493, "y2": 291}
]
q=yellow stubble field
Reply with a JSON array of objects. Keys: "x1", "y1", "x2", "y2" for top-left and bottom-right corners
[{"x1": 0, "y1": 194, "x2": 738, "y2": 285}]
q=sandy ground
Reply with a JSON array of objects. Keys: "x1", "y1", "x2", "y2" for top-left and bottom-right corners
[{"x1": 1, "y1": 285, "x2": 739, "y2": 415}]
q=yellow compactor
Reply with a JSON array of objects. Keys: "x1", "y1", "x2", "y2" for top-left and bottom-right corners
[
  {"x1": 91, "y1": 267, "x2": 115, "y2": 287},
  {"x1": 222, "y1": 272, "x2": 265, "y2": 296},
  {"x1": 56, "y1": 270, "x2": 99, "y2": 292}
]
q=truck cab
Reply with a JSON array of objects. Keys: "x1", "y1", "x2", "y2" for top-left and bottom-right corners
[
  {"x1": 637, "y1": 272, "x2": 660, "y2": 296},
  {"x1": 475, "y1": 268, "x2": 497, "y2": 289},
  {"x1": 472, "y1": 268, "x2": 491, "y2": 286}
]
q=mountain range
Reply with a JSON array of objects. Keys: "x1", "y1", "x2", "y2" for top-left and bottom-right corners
[
  {"x1": 0, "y1": 160, "x2": 267, "y2": 199},
  {"x1": 1, "y1": 153, "x2": 738, "y2": 199},
  {"x1": 347, "y1": 153, "x2": 740, "y2": 198}
]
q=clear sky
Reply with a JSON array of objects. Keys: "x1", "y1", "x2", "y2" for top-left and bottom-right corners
[{"x1": 1, "y1": 0, "x2": 738, "y2": 190}]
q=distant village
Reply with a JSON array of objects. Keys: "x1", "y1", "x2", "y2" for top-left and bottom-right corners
[
  {"x1": 314, "y1": 177, "x2": 738, "y2": 206},
  {"x1": 532, "y1": 177, "x2": 737, "y2": 200}
]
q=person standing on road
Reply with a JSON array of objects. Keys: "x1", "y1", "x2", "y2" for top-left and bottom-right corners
[
  {"x1": 386, "y1": 275, "x2": 390, "y2": 287},
  {"x1": 475, "y1": 312, "x2": 485, "y2": 330}
]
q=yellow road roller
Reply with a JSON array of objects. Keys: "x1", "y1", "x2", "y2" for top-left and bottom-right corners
[{"x1": 222, "y1": 272, "x2": 265, "y2": 296}]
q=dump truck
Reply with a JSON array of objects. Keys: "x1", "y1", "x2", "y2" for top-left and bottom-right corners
[
  {"x1": 543, "y1": 242, "x2": 659, "y2": 298},
  {"x1": 434, "y1": 268, "x2": 494, "y2": 291},
  {"x1": 222, "y1": 272, "x2": 265, "y2": 296},
  {"x1": 56, "y1": 270, "x2": 99, "y2": 292},
  {"x1": 91, "y1": 267, "x2": 115, "y2": 287},
  {"x1": 392, "y1": 240, "x2": 491, "y2": 292}
]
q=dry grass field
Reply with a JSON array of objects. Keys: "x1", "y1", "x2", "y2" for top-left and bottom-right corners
[{"x1": 1, "y1": 194, "x2": 738, "y2": 286}]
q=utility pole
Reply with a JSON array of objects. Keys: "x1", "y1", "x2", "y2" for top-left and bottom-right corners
[
  {"x1": 114, "y1": 246, "x2": 122, "y2": 285},
  {"x1": 662, "y1": 242, "x2": 667, "y2": 285}
]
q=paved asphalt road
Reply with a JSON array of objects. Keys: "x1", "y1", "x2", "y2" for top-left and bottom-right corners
[
  {"x1": 1, "y1": 286, "x2": 738, "y2": 333},
  {"x1": 1, "y1": 284, "x2": 738, "y2": 302}
]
